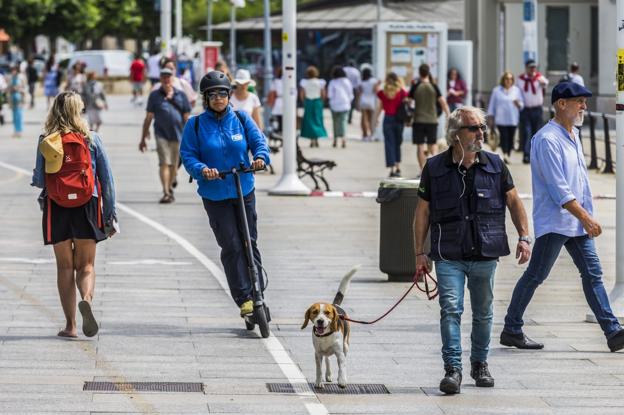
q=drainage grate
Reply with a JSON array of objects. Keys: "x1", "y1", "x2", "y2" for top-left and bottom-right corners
[
  {"x1": 266, "y1": 382, "x2": 389, "y2": 394},
  {"x1": 83, "y1": 382, "x2": 204, "y2": 393}
]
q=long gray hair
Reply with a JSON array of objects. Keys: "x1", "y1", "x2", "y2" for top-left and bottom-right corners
[{"x1": 445, "y1": 106, "x2": 486, "y2": 146}]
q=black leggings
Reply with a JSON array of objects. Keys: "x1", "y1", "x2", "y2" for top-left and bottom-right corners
[{"x1": 497, "y1": 125, "x2": 516, "y2": 156}]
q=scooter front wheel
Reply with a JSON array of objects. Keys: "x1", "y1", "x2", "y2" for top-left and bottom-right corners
[{"x1": 254, "y1": 305, "x2": 270, "y2": 338}]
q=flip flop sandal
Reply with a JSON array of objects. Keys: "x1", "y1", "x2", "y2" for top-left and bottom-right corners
[
  {"x1": 78, "y1": 301, "x2": 99, "y2": 337},
  {"x1": 57, "y1": 330, "x2": 78, "y2": 338}
]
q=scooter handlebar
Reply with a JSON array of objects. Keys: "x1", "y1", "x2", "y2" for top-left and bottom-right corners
[{"x1": 218, "y1": 165, "x2": 266, "y2": 178}]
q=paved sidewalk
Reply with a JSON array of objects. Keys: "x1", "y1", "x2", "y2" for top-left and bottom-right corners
[{"x1": 0, "y1": 96, "x2": 622, "y2": 414}]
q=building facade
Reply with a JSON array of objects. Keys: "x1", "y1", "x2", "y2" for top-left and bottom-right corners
[{"x1": 466, "y1": 0, "x2": 615, "y2": 112}]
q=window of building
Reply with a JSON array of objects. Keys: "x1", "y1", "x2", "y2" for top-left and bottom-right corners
[{"x1": 546, "y1": 6, "x2": 569, "y2": 72}]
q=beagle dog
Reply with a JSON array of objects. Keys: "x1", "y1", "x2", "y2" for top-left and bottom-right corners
[{"x1": 301, "y1": 266, "x2": 358, "y2": 389}]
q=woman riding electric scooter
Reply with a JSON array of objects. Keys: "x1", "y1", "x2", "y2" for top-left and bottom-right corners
[{"x1": 180, "y1": 71, "x2": 271, "y2": 320}]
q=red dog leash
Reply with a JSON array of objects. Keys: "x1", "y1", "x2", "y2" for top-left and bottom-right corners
[{"x1": 342, "y1": 269, "x2": 438, "y2": 325}]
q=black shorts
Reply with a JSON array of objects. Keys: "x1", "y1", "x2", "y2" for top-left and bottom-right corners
[
  {"x1": 42, "y1": 196, "x2": 106, "y2": 245},
  {"x1": 412, "y1": 123, "x2": 438, "y2": 145}
]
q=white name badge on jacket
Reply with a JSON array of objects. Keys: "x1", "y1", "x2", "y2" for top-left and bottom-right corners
[{"x1": 231, "y1": 133, "x2": 243, "y2": 142}]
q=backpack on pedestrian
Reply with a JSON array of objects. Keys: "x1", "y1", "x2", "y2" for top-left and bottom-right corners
[{"x1": 43, "y1": 132, "x2": 96, "y2": 208}]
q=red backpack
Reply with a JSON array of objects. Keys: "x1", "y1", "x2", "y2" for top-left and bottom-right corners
[{"x1": 45, "y1": 132, "x2": 95, "y2": 208}]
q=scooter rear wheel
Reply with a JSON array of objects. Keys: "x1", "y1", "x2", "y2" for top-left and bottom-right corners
[{"x1": 254, "y1": 305, "x2": 270, "y2": 338}]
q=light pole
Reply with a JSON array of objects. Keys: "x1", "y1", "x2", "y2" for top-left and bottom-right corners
[
  {"x1": 160, "y1": 0, "x2": 172, "y2": 57},
  {"x1": 612, "y1": 0, "x2": 624, "y2": 320},
  {"x1": 269, "y1": 0, "x2": 310, "y2": 195},
  {"x1": 230, "y1": 4, "x2": 236, "y2": 70},
  {"x1": 175, "y1": 0, "x2": 182, "y2": 53},
  {"x1": 207, "y1": 0, "x2": 214, "y2": 41},
  {"x1": 262, "y1": 0, "x2": 273, "y2": 134}
]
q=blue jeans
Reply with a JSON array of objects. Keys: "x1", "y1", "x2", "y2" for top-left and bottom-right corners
[
  {"x1": 382, "y1": 115, "x2": 403, "y2": 167},
  {"x1": 202, "y1": 191, "x2": 262, "y2": 306},
  {"x1": 435, "y1": 260, "x2": 498, "y2": 369},
  {"x1": 520, "y1": 106, "x2": 543, "y2": 160},
  {"x1": 12, "y1": 107, "x2": 23, "y2": 133},
  {"x1": 504, "y1": 233, "x2": 621, "y2": 338}
]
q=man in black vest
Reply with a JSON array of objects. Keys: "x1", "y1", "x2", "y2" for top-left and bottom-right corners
[{"x1": 413, "y1": 106, "x2": 532, "y2": 395}]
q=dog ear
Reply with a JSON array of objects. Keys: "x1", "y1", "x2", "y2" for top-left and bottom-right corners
[
  {"x1": 301, "y1": 307, "x2": 311, "y2": 329},
  {"x1": 329, "y1": 306, "x2": 340, "y2": 333}
]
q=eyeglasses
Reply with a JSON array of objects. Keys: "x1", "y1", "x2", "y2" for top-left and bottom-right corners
[
  {"x1": 460, "y1": 124, "x2": 487, "y2": 133},
  {"x1": 207, "y1": 90, "x2": 229, "y2": 100}
]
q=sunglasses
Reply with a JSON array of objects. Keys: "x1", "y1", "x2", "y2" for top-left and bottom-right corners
[
  {"x1": 460, "y1": 124, "x2": 487, "y2": 133},
  {"x1": 207, "y1": 90, "x2": 229, "y2": 100}
]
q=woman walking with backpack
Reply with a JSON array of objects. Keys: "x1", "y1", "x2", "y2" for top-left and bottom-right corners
[{"x1": 31, "y1": 91, "x2": 117, "y2": 338}]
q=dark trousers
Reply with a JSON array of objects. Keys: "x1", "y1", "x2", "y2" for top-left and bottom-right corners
[
  {"x1": 497, "y1": 125, "x2": 516, "y2": 156},
  {"x1": 382, "y1": 115, "x2": 403, "y2": 167},
  {"x1": 520, "y1": 106, "x2": 543, "y2": 161},
  {"x1": 504, "y1": 233, "x2": 621, "y2": 338},
  {"x1": 202, "y1": 191, "x2": 262, "y2": 306}
]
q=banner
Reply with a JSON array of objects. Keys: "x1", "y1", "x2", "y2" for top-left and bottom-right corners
[{"x1": 522, "y1": 0, "x2": 538, "y2": 64}]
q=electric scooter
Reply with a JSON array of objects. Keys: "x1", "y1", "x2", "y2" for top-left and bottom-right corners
[{"x1": 219, "y1": 164, "x2": 271, "y2": 338}]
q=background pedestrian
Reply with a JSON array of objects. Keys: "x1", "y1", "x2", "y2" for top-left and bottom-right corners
[
  {"x1": 518, "y1": 59, "x2": 548, "y2": 164},
  {"x1": 446, "y1": 68, "x2": 466, "y2": 112},
  {"x1": 375, "y1": 72, "x2": 407, "y2": 177},
  {"x1": 487, "y1": 71, "x2": 523, "y2": 164},
  {"x1": 267, "y1": 67, "x2": 283, "y2": 133},
  {"x1": 84, "y1": 71, "x2": 107, "y2": 132},
  {"x1": 358, "y1": 66, "x2": 379, "y2": 142},
  {"x1": 42, "y1": 57, "x2": 61, "y2": 109},
  {"x1": 230, "y1": 68, "x2": 263, "y2": 130},
  {"x1": 8, "y1": 65, "x2": 27, "y2": 138},
  {"x1": 130, "y1": 54, "x2": 146, "y2": 106},
  {"x1": 327, "y1": 65, "x2": 353, "y2": 148},
  {"x1": 26, "y1": 58, "x2": 38, "y2": 109},
  {"x1": 299, "y1": 65, "x2": 327, "y2": 147}
]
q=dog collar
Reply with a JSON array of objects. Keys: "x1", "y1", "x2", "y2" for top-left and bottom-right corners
[{"x1": 313, "y1": 327, "x2": 334, "y2": 337}]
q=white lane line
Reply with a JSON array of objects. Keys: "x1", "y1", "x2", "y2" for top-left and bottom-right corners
[{"x1": 0, "y1": 160, "x2": 329, "y2": 415}]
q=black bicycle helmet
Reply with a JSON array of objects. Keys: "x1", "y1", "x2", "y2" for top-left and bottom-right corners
[{"x1": 199, "y1": 71, "x2": 231, "y2": 94}]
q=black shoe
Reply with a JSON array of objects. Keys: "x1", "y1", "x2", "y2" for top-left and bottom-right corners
[
  {"x1": 500, "y1": 331, "x2": 544, "y2": 349},
  {"x1": 522, "y1": 156, "x2": 530, "y2": 164},
  {"x1": 607, "y1": 329, "x2": 624, "y2": 352},
  {"x1": 172, "y1": 179, "x2": 178, "y2": 189},
  {"x1": 470, "y1": 361, "x2": 494, "y2": 387},
  {"x1": 439, "y1": 365, "x2": 462, "y2": 395}
]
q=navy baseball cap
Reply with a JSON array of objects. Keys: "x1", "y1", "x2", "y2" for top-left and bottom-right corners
[
  {"x1": 551, "y1": 81, "x2": 592, "y2": 104},
  {"x1": 525, "y1": 59, "x2": 537, "y2": 67}
]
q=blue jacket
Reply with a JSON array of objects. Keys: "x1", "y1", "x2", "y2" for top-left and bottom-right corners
[
  {"x1": 31, "y1": 132, "x2": 117, "y2": 225},
  {"x1": 180, "y1": 106, "x2": 271, "y2": 201}
]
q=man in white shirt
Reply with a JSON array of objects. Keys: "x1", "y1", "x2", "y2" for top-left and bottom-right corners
[
  {"x1": 518, "y1": 60, "x2": 549, "y2": 164},
  {"x1": 343, "y1": 60, "x2": 361, "y2": 124},
  {"x1": 147, "y1": 51, "x2": 162, "y2": 86}
]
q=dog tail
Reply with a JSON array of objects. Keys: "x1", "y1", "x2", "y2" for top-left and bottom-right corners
[{"x1": 332, "y1": 265, "x2": 360, "y2": 306}]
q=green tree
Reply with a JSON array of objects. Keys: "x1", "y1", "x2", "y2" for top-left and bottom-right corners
[
  {"x1": 92, "y1": 0, "x2": 143, "y2": 42},
  {"x1": 0, "y1": 0, "x2": 52, "y2": 57},
  {"x1": 40, "y1": 0, "x2": 101, "y2": 49}
]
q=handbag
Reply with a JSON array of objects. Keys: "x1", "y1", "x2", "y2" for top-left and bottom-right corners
[{"x1": 395, "y1": 100, "x2": 413, "y2": 124}]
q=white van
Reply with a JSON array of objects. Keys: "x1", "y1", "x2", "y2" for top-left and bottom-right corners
[{"x1": 69, "y1": 50, "x2": 133, "y2": 77}]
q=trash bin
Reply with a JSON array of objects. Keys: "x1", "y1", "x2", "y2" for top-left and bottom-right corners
[{"x1": 377, "y1": 178, "x2": 430, "y2": 282}]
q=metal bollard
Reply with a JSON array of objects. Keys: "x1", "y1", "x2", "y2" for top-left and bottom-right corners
[
  {"x1": 603, "y1": 114, "x2": 615, "y2": 174},
  {"x1": 588, "y1": 113, "x2": 598, "y2": 169}
]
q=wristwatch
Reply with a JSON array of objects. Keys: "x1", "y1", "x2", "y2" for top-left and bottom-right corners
[{"x1": 519, "y1": 235, "x2": 532, "y2": 245}]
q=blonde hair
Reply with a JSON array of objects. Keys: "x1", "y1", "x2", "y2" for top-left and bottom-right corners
[
  {"x1": 383, "y1": 72, "x2": 404, "y2": 99},
  {"x1": 44, "y1": 91, "x2": 89, "y2": 138}
]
